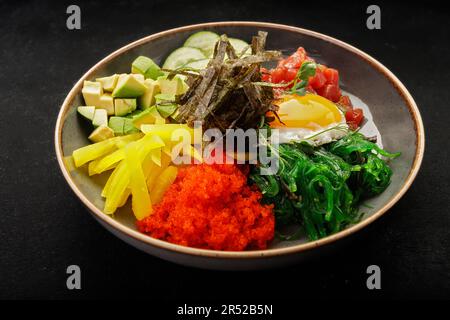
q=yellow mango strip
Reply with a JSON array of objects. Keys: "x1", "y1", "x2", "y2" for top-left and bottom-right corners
[
  {"x1": 126, "y1": 143, "x2": 152, "y2": 220},
  {"x1": 72, "y1": 139, "x2": 117, "y2": 168},
  {"x1": 92, "y1": 148, "x2": 126, "y2": 175},
  {"x1": 118, "y1": 189, "x2": 131, "y2": 208},
  {"x1": 146, "y1": 153, "x2": 171, "y2": 192},
  {"x1": 104, "y1": 161, "x2": 130, "y2": 215},
  {"x1": 150, "y1": 166, "x2": 178, "y2": 205}
]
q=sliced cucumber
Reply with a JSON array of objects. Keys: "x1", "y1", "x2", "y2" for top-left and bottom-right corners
[
  {"x1": 162, "y1": 47, "x2": 206, "y2": 70},
  {"x1": 184, "y1": 31, "x2": 219, "y2": 57},
  {"x1": 229, "y1": 38, "x2": 251, "y2": 56},
  {"x1": 184, "y1": 58, "x2": 210, "y2": 70}
]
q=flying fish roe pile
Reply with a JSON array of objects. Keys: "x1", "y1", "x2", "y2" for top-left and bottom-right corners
[{"x1": 137, "y1": 163, "x2": 274, "y2": 251}]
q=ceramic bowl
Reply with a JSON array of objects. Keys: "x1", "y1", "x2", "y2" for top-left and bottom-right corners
[{"x1": 55, "y1": 22, "x2": 424, "y2": 270}]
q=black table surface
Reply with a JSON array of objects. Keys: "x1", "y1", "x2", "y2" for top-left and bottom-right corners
[{"x1": 0, "y1": 0, "x2": 449, "y2": 300}]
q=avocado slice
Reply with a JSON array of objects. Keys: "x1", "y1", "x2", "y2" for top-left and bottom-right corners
[
  {"x1": 169, "y1": 109, "x2": 180, "y2": 122},
  {"x1": 92, "y1": 109, "x2": 108, "y2": 127},
  {"x1": 123, "y1": 118, "x2": 140, "y2": 134},
  {"x1": 97, "y1": 94, "x2": 114, "y2": 115},
  {"x1": 155, "y1": 93, "x2": 175, "y2": 104},
  {"x1": 131, "y1": 106, "x2": 161, "y2": 128},
  {"x1": 157, "y1": 76, "x2": 187, "y2": 96},
  {"x1": 108, "y1": 116, "x2": 139, "y2": 135},
  {"x1": 131, "y1": 73, "x2": 145, "y2": 82},
  {"x1": 138, "y1": 79, "x2": 161, "y2": 109},
  {"x1": 77, "y1": 106, "x2": 95, "y2": 121},
  {"x1": 112, "y1": 74, "x2": 146, "y2": 98},
  {"x1": 155, "y1": 93, "x2": 177, "y2": 118},
  {"x1": 114, "y1": 98, "x2": 136, "y2": 116},
  {"x1": 82, "y1": 81, "x2": 103, "y2": 106},
  {"x1": 132, "y1": 56, "x2": 164, "y2": 80},
  {"x1": 157, "y1": 104, "x2": 177, "y2": 118},
  {"x1": 96, "y1": 74, "x2": 119, "y2": 92},
  {"x1": 154, "y1": 116, "x2": 166, "y2": 125},
  {"x1": 108, "y1": 116, "x2": 125, "y2": 135},
  {"x1": 88, "y1": 125, "x2": 114, "y2": 143}
]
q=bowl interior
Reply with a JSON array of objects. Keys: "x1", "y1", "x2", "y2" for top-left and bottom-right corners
[{"x1": 59, "y1": 23, "x2": 420, "y2": 250}]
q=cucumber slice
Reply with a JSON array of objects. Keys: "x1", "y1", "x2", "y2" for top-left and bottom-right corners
[
  {"x1": 162, "y1": 47, "x2": 206, "y2": 70},
  {"x1": 184, "y1": 31, "x2": 219, "y2": 57},
  {"x1": 184, "y1": 58, "x2": 210, "y2": 70},
  {"x1": 229, "y1": 38, "x2": 251, "y2": 56}
]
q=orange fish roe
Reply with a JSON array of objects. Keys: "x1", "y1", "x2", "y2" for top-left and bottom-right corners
[{"x1": 137, "y1": 163, "x2": 274, "y2": 251}]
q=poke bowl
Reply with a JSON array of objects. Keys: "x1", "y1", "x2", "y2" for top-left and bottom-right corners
[{"x1": 55, "y1": 22, "x2": 424, "y2": 270}]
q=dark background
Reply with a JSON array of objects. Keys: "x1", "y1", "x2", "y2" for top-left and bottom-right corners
[{"x1": 0, "y1": 0, "x2": 448, "y2": 300}]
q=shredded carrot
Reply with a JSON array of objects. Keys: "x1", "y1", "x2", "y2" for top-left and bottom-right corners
[{"x1": 137, "y1": 163, "x2": 274, "y2": 251}]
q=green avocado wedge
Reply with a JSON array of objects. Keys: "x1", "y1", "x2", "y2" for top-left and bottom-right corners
[{"x1": 112, "y1": 74, "x2": 146, "y2": 98}]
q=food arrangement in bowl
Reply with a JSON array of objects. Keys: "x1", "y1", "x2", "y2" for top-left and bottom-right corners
[{"x1": 66, "y1": 29, "x2": 402, "y2": 252}]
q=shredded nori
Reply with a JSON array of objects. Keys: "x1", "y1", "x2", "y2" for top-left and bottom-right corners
[
  {"x1": 250, "y1": 132, "x2": 400, "y2": 240},
  {"x1": 174, "y1": 32, "x2": 281, "y2": 131}
]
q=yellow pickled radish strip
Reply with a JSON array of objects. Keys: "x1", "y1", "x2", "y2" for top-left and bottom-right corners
[
  {"x1": 104, "y1": 161, "x2": 130, "y2": 214},
  {"x1": 142, "y1": 154, "x2": 156, "y2": 178},
  {"x1": 150, "y1": 148, "x2": 162, "y2": 166},
  {"x1": 72, "y1": 133, "x2": 142, "y2": 168},
  {"x1": 146, "y1": 153, "x2": 171, "y2": 191},
  {"x1": 135, "y1": 134, "x2": 165, "y2": 161},
  {"x1": 114, "y1": 133, "x2": 143, "y2": 148},
  {"x1": 103, "y1": 134, "x2": 164, "y2": 215},
  {"x1": 72, "y1": 139, "x2": 116, "y2": 167},
  {"x1": 101, "y1": 163, "x2": 121, "y2": 198},
  {"x1": 140, "y1": 124, "x2": 194, "y2": 142},
  {"x1": 88, "y1": 157, "x2": 102, "y2": 176},
  {"x1": 89, "y1": 156, "x2": 119, "y2": 176},
  {"x1": 97, "y1": 134, "x2": 162, "y2": 175},
  {"x1": 118, "y1": 189, "x2": 131, "y2": 208},
  {"x1": 126, "y1": 143, "x2": 152, "y2": 220},
  {"x1": 92, "y1": 148, "x2": 126, "y2": 175},
  {"x1": 150, "y1": 166, "x2": 178, "y2": 205},
  {"x1": 162, "y1": 142, "x2": 173, "y2": 158}
]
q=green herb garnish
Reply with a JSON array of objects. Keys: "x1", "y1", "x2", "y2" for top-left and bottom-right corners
[{"x1": 287, "y1": 61, "x2": 317, "y2": 96}]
